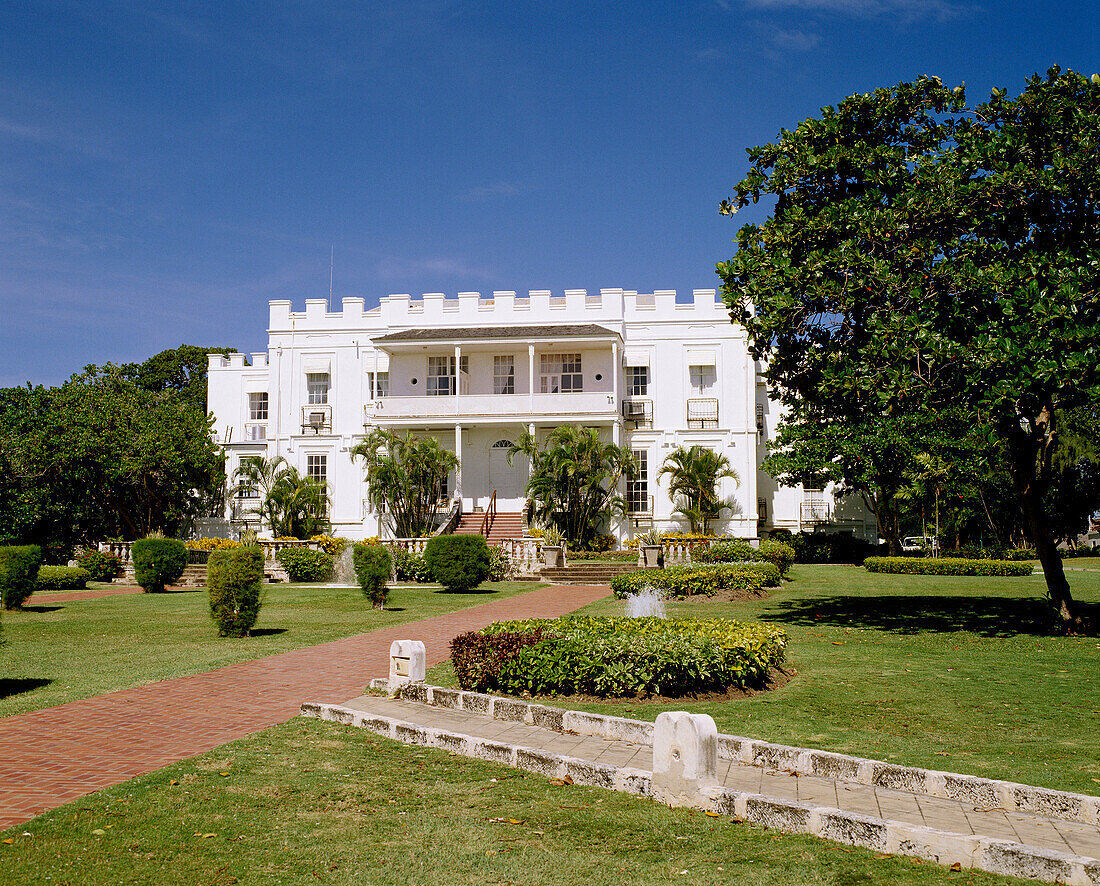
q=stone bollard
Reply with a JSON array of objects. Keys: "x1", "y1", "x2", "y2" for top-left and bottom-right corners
[
  {"x1": 652, "y1": 711, "x2": 718, "y2": 807},
  {"x1": 388, "y1": 640, "x2": 426, "y2": 695}
]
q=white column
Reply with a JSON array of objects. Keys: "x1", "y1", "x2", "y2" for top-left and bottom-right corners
[
  {"x1": 612, "y1": 341, "x2": 619, "y2": 407},
  {"x1": 454, "y1": 424, "x2": 463, "y2": 501},
  {"x1": 454, "y1": 345, "x2": 462, "y2": 401},
  {"x1": 528, "y1": 343, "x2": 536, "y2": 413}
]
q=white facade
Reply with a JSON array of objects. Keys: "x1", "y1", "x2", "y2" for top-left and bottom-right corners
[{"x1": 208, "y1": 288, "x2": 875, "y2": 542}]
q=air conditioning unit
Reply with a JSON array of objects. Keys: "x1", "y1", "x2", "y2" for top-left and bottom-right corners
[
  {"x1": 624, "y1": 401, "x2": 646, "y2": 418},
  {"x1": 309, "y1": 412, "x2": 326, "y2": 429}
]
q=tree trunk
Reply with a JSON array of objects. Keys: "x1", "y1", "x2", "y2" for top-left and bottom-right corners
[{"x1": 1006, "y1": 419, "x2": 1090, "y2": 635}]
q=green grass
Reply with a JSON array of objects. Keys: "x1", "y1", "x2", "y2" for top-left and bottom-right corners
[
  {"x1": 0, "y1": 581, "x2": 543, "y2": 717},
  {"x1": 0, "y1": 716, "x2": 1031, "y2": 886},
  {"x1": 430, "y1": 564, "x2": 1100, "y2": 796}
]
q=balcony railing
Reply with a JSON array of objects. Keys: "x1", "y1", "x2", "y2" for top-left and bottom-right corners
[
  {"x1": 621, "y1": 398, "x2": 653, "y2": 428},
  {"x1": 301, "y1": 404, "x2": 332, "y2": 434},
  {"x1": 686, "y1": 398, "x2": 719, "y2": 429},
  {"x1": 800, "y1": 500, "x2": 830, "y2": 524},
  {"x1": 366, "y1": 391, "x2": 617, "y2": 424},
  {"x1": 244, "y1": 422, "x2": 268, "y2": 441}
]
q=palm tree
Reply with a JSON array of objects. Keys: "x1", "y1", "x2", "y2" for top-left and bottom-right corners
[
  {"x1": 658, "y1": 446, "x2": 739, "y2": 534},
  {"x1": 232, "y1": 456, "x2": 330, "y2": 538},
  {"x1": 351, "y1": 429, "x2": 458, "y2": 538},
  {"x1": 510, "y1": 425, "x2": 635, "y2": 548}
]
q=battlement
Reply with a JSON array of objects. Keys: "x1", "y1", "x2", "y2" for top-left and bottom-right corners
[{"x1": 266, "y1": 288, "x2": 725, "y2": 331}]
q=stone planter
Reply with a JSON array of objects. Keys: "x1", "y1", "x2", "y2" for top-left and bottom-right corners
[
  {"x1": 542, "y1": 544, "x2": 565, "y2": 568},
  {"x1": 639, "y1": 544, "x2": 664, "y2": 568}
]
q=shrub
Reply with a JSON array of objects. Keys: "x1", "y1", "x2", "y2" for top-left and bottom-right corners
[
  {"x1": 309, "y1": 534, "x2": 353, "y2": 556},
  {"x1": 0, "y1": 545, "x2": 43, "y2": 609},
  {"x1": 454, "y1": 616, "x2": 788, "y2": 697},
  {"x1": 788, "y1": 531, "x2": 877, "y2": 565},
  {"x1": 694, "y1": 539, "x2": 758, "y2": 563},
  {"x1": 573, "y1": 533, "x2": 617, "y2": 553},
  {"x1": 487, "y1": 545, "x2": 511, "y2": 581},
  {"x1": 759, "y1": 539, "x2": 796, "y2": 576},
  {"x1": 207, "y1": 546, "x2": 265, "y2": 636},
  {"x1": 275, "y1": 547, "x2": 334, "y2": 582},
  {"x1": 36, "y1": 566, "x2": 91, "y2": 591},
  {"x1": 390, "y1": 547, "x2": 432, "y2": 582},
  {"x1": 863, "y1": 556, "x2": 1034, "y2": 576},
  {"x1": 610, "y1": 562, "x2": 779, "y2": 599},
  {"x1": 76, "y1": 549, "x2": 124, "y2": 582},
  {"x1": 132, "y1": 538, "x2": 188, "y2": 593},
  {"x1": 424, "y1": 535, "x2": 492, "y2": 593},
  {"x1": 353, "y1": 543, "x2": 393, "y2": 608},
  {"x1": 185, "y1": 538, "x2": 240, "y2": 551},
  {"x1": 568, "y1": 549, "x2": 637, "y2": 562}
]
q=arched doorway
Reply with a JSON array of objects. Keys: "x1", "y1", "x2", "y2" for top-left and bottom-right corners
[{"x1": 488, "y1": 439, "x2": 526, "y2": 509}]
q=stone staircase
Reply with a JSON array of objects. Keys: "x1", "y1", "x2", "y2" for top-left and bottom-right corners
[
  {"x1": 453, "y1": 511, "x2": 526, "y2": 545},
  {"x1": 170, "y1": 564, "x2": 209, "y2": 588},
  {"x1": 540, "y1": 561, "x2": 640, "y2": 584}
]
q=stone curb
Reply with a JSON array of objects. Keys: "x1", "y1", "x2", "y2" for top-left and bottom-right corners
[
  {"x1": 371, "y1": 679, "x2": 1100, "y2": 829},
  {"x1": 304, "y1": 700, "x2": 1100, "y2": 885}
]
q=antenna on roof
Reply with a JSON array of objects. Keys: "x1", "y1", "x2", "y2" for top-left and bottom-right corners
[{"x1": 327, "y1": 245, "x2": 334, "y2": 312}]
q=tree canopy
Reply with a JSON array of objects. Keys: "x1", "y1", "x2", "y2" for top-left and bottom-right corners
[
  {"x1": 718, "y1": 67, "x2": 1100, "y2": 633},
  {"x1": 232, "y1": 455, "x2": 329, "y2": 539}
]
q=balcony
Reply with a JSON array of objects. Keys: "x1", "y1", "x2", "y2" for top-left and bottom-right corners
[
  {"x1": 365, "y1": 391, "x2": 618, "y2": 425},
  {"x1": 301, "y1": 404, "x2": 332, "y2": 434},
  {"x1": 621, "y1": 398, "x2": 653, "y2": 428},
  {"x1": 800, "y1": 500, "x2": 830, "y2": 524},
  {"x1": 243, "y1": 422, "x2": 268, "y2": 441},
  {"x1": 686, "y1": 398, "x2": 719, "y2": 429}
]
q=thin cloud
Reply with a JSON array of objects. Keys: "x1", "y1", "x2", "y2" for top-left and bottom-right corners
[{"x1": 375, "y1": 255, "x2": 493, "y2": 280}]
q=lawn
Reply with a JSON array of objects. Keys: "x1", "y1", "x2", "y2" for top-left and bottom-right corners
[
  {"x1": 0, "y1": 580, "x2": 544, "y2": 717},
  {"x1": 429, "y1": 564, "x2": 1100, "y2": 796},
  {"x1": 0, "y1": 716, "x2": 1031, "y2": 886}
]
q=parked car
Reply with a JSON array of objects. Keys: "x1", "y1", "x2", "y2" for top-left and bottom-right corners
[{"x1": 901, "y1": 536, "x2": 938, "y2": 554}]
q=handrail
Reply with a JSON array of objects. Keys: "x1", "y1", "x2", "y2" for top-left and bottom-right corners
[
  {"x1": 480, "y1": 490, "x2": 497, "y2": 537},
  {"x1": 432, "y1": 495, "x2": 463, "y2": 536}
]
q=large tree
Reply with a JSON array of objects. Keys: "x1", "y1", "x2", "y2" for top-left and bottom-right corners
[
  {"x1": 0, "y1": 367, "x2": 224, "y2": 551},
  {"x1": 119, "y1": 344, "x2": 237, "y2": 413},
  {"x1": 510, "y1": 425, "x2": 635, "y2": 548},
  {"x1": 351, "y1": 430, "x2": 458, "y2": 538},
  {"x1": 718, "y1": 67, "x2": 1100, "y2": 633}
]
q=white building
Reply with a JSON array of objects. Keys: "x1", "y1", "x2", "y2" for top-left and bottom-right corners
[{"x1": 207, "y1": 288, "x2": 874, "y2": 542}]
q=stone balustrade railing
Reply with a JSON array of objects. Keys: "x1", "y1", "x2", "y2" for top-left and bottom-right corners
[{"x1": 500, "y1": 537, "x2": 541, "y2": 576}]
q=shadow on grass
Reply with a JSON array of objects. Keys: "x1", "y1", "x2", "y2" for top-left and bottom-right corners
[
  {"x1": 250, "y1": 628, "x2": 288, "y2": 637},
  {"x1": 20, "y1": 605, "x2": 64, "y2": 613},
  {"x1": 434, "y1": 588, "x2": 499, "y2": 595},
  {"x1": 0, "y1": 678, "x2": 52, "y2": 699},
  {"x1": 763, "y1": 594, "x2": 1100, "y2": 638},
  {"x1": 382, "y1": 607, "x2": 406, "y2": 612}
]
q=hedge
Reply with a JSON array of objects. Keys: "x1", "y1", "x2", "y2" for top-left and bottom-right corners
[
  {"x1": 353, "y1": 543, "x2": 393, "y2": 608},
  {"x1": 207, "y1": 546, "x2": 265, "y2": 636},
  {"x1": 452, "y1": 616, "x2": 787, "y2": 697},
  {"x1": 390, "y1": 547, "x2": 432, "y2": 582},
  {"x1": 132, "y1": 538, "x2": 188, "y2": 592},
  {"x1": 863, "y1": 556, "x2": 1034, "y2": 576},
  {"x1": 424, "y1": 535, "x2": 491, "y2": 593},
  {"x1": 36, "y1": 566, "x2": 91, "y2": 591},
  {"x1": 771, "y1": 530, "x2": 878, "y2": 565},
  {"x1": 0, "y1": 545, "x2": 43, "y2": 609},
  {"x1": 610, "y1": 562, "x2": 780, "y2": 600},
  {"x1": 275, "y1": 547, "x2": 334, "y2": 582},
  {"x1": 76, "y1": 549, "x2": 124, "y2": 582},
  {"x1": 694, "y1": 538, "x2": 795, "y2": 576}
]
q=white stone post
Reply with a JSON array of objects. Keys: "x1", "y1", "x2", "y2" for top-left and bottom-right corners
[
  {"x1": 528, "y1": 343, "x2": 536, "y2": 413},
  {"x1": 454, "y1": 424, "x2": 463, "y2": 502},
  {"x1": 652, "y1": 711, "x2": 718, "y2": 807},
  {"x1": 388, "y1": 640, "x2": 426, "y2": 694}
]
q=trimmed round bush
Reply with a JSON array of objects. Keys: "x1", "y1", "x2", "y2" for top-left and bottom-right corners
[
  {"x1": 424, "y1": 534, "x2": 491, "y2": 593},
  {"x1": 275, "y1": 547, "x2": 334, "y2": 582},
  {"x1": 207, "y1": 546, "x2": 265, "y2": 636},
  {"x1": 353, "y1": 543, "x2": 394, "y2": 608},
  {"x1": 758, "y1": 539, "x2": 796, "y2": 576},
  {"x1": 486, "y1": 545, "x2": 511, "y2": 581},
  {"x1": 76, "y1": 549, "x2": 124, "y2": 582},
  {"x1": 864, "y1": 556, "x2": 1033, "y2": 576},
  {"x1": 610, "y1": 562, "x2": 779, "y2": 600},
  {"x1": 36, "y1": 566, "x2": 91, "y2": 591},
  {"x1": 693, "y1": 538, "x2": 795, "y2": 577},
  {"x1": 452, "y1": 616, "x2": 788, "y2": 697},
  {"x1": 132, "y1": 538, "x2": 188, "y2": 593},
  {"x1": 0, "y1": 545, "x2": 43, "y2": 609}
]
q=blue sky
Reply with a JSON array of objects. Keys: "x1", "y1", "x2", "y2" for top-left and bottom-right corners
[{"x1": 1, "y1": 1, "x2": 1096, "y2": 386}]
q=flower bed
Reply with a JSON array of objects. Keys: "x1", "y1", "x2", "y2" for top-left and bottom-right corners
[
  {"x1": 609, "y1": 562, "x2": 780, "y2": 599},
  {"x1": 863, "y1": 556, "x2": 1033, "y2": 576},
  {"x1": 451, "y1": 616, "x2": 787, "y2": 697}
]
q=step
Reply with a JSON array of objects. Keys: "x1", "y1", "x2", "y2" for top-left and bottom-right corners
[{"x1": 170, "y1": 564, "x2": 208, "y2": 589}]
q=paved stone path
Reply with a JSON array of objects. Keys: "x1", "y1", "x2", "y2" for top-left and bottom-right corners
[
  {"x1": 0, "y1": 583, "x2": 609, "y2": 830},
  {"x1": 30, "y1": 585, "x2": 145, "y2": 603},
  {"x1": 333, "y1": 694, "x2": 1100, "y2": 867}
]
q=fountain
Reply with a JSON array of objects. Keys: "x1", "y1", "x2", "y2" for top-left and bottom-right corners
[
  {"x1": 625, "y1": 585, "x2": 666, "y2": 618},
  {"x1": 324, "y1": 546, "x2": 358, "y2": 587}
]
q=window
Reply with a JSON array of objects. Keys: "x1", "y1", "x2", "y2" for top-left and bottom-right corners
[
  {"x1": 306, "y1": 454, "x2": 327, "y2": 484},
  {"x1": 493, "y1": 355, "x2": 515, "y2": 395},
  {"x1": 367, "y1": 371, "x2": 389, "y2": 399},
  {"x1": 628, "y1": 366, "x2": 649, "y2": 397},
  {"x1": 436, "y1": 473, "x2": 450, "y2": 502},
  {"x1": 540, "y1": 353, "x2": 583, "y2": 394},
  {"x1": 428, "y1": 356, "x2": 456, "y2": 396},
  {"x1": 236, "y1": 479, "x2": 258, "y2": 499},
  {"x1": 306, "y1": 373, "x2": 330, "y2": 405},
  {"x1": 248, "y1": 392, "x2": 268, "y2": 421},
  {"x1": 628, "y1": 449, "x2": 649, "y2": 513},
  {"x1": 689, "y1": 364, "x2": 716, "y2": 396}
]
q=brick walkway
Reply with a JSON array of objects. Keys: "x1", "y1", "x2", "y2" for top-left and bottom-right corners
[{"x1": 0, "y1": 583, "x2": 609, "y2": 830}]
